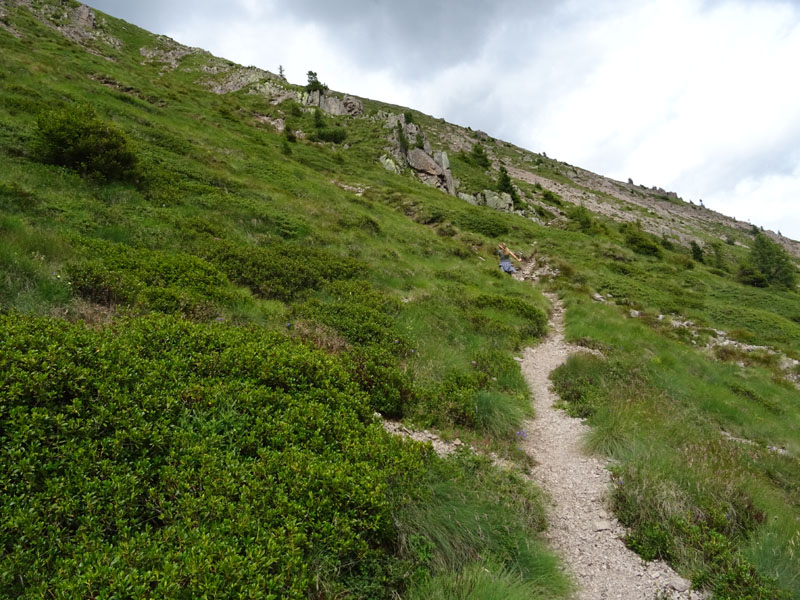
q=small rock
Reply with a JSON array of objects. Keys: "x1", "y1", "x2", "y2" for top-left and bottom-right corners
[
  {"x1": 630, "y1": 310, "x2": 640, "y2": 318},
  {"x1": 592, "y1": 293, "x2": 605, "y2": 302},
  {"x1": 669, "y1": 577, "x2": 691, "y2": 592},
  {"x1": 594, "y1": 520, "x2": 612, "y2": 531}
]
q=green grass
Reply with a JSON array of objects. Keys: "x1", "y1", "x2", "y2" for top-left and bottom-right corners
[
  {"x1": 397, "y1": 453, "x2": 571, "y2": 599},
  {"x1": 550, "y1": 294, "x2": 800, "y2": 598}
]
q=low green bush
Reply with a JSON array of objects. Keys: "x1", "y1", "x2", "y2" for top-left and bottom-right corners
[
  {"x1": 312, "y1": 127, "x2": 347, "y2": 144},
  {"x1": 66, "y1": 239, "x2": 234, "y2": 317},
  {"x1": 472, "y1": 294, "x2": 548, "y2": 337},
  {"x1": 32, "y1": 104, "x2": 139, "y2": 181},
  {"x1": 612, "y1": 462, "x2": 787, "y2": 599},
  {"x1": 454, "y1": 208, "x2": 511, "y2": 238},
  {"x1": 344, "y1": 345, "x2": 415, "y2": 417},
  {"x1": 747, "y1": 234, "x2": 798, "y2": 289},
  {"x1": 541, "y1": 189, "x2": 562, "y2": 206},
  {"x1": 550, "y1": 353, "x2": 613, "y2": 418},
  {"x1": 205, "y1": 240, "x2": 361, "y2": 301},
  {"x1": 297, "y1": 280, "x2": 405, "y2": 348},
  {"x1": 621, "y1": 223, "x2": 662, "y2": 257},
  {"x1": 0, "y1": 313, "x2": 431, "y2": 599},
  {"x1": 466, "y1": 144, "x2": 490, "y2": 169},
  {"x1": 567, "y1": 204, "x2": 602, "y2": 234}
]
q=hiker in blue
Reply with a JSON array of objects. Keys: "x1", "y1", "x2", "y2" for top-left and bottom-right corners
[{"x1": 497, "y1": 242, "x2": 520, "y2": 275}]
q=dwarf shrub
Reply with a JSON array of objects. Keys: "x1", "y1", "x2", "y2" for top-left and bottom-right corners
[
  {"x1": 312, "y1": 127, "x2": 347, "y2": 144},
  {"x1": 66, "y1": 239, "x2": 234, "y2": 317},
  {"x1": 33, "y1": 104, "x2": 138, "y2": 181},
  {"x1": 297, "y1": 280, "x2": 405, "y2": 348},
  {"x1": 469, "y1": 143, "x2": 490, "y2": 168},
  {"x1": 0, "y1": 313, "x2": 427, "y2": 599},
  {"x1": 621, "y1": 223, "x2": 662, "y2": 257},
  {"x1": 473, "y1": 294, "x2": 548, "y2": 337},
  {"x1": 206, "y1": 240, "x2": 361, "y2": 301},
  {"x1": 455, "y1": 208, "x2": 510, "y2": 238}
]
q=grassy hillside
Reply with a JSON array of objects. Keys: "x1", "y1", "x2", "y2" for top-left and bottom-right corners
[{"x1": 1, "y1": 1, "x2": 799, "y2": 598}]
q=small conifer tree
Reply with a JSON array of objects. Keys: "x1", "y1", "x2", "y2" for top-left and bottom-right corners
[
  {"x1": 306, "y1": 71, "x2": 326, "y2": 93},
  {"x1": 690, "y1": 241, "x2": 704, "y2": 263},
  {"x1": 748, "y1": 233, "x2": 798, "y2": 289},
  {"x1": 470, "y1": 144, "x2": 490, "y2": 168},
  {"x1": 496, "y1": 165, "x2": 521, "y2": 208}
]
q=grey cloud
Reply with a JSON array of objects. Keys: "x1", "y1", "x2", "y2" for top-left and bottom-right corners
[
  {"x1": 269, "y1": 0, "x2": 556, "y2": 78},
  {"x1": 85, "y1": 1, "x2": 252, "y2": 35}
]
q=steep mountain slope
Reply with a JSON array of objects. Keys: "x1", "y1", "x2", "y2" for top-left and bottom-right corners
[{"x1": 1, "y1": 1, "x2": 799, "y2": 599}]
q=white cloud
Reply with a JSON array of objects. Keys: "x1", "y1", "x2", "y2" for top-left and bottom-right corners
[{"x1": 705, "y1": 158, "x2": 800, "y2": 237}]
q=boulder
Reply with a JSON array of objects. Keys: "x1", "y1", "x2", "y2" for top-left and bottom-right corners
[
  {"x1": 434, "y1": 151, "x2": 450, "y2": 171},
  {"x1": 407, "y1": 148, "x2": 442, "y2": 176},
  {"x1": 459, "y1": 193, "x2": 478, "y2": 205},
  {"x1": 482, "y1": 190, "x2": 514, "y2": 212},
  {"x1": 380, "y1": 154, "x2": 401, "y2": 174},
  {"x1": 443, "y1": 170, "x2": 456, "y2": 196},
  {"x1": 75, "y1": 5, "x2": 95, "y2": 30}
]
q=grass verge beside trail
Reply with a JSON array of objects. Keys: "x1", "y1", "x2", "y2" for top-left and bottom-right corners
[{"x1": 551, "y1": 294, "x2": 800, "y2": 599}]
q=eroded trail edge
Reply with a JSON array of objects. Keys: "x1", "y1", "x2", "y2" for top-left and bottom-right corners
[{"x1": 520, "y1": 294, "x2": 702, "y2": 600}]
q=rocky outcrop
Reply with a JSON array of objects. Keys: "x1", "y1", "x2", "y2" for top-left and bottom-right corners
[
  {"x1": 302, "y1": 90, "x2": 363, "y2": 117},
  {"x1": 255, "y1": 114, "x2": 285, "y2": 133},
  {"x1": 405, "y1": 148, "x2": 457, "y2": 196},
  {"x1": 0, "y1": 6, "x2": 18, "y2": 38},
  {"x1": 380, "y1": 112, "x2": 457, "y2": 195},
  {"x1": 434, "y1": 151, "x2": 456, "y2": 195},
  {"x1": 205, "y1": 66, "x2": 278, "y2": 94},
  {"x1": 483, "y1": 190, "x2": 514, "y2": 211},
  {"x1": 141, "y1": 36, "x2": 203, "y2": 71},
  {"x1": 457, "y1": 190, "x2": 515, "y2": 212},
  {"x1": 407, "y1": 148, "x2": 440, "y2": 175},
  {"x1": 15, "y1": 1, "x2": 121, "y2": 53}
]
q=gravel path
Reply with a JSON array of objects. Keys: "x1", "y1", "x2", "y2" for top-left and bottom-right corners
[{"x1": 520, "y1": 293, "x2": 705, "y2": 600}]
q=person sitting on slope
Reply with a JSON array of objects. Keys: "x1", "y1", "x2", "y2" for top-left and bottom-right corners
[{"x1": 497, "y1": 242, "x2": 520, "y2": 275}]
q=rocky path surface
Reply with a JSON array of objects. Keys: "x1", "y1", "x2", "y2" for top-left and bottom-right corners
[{"x1": 520, "y1": 293, "x2": 703, "y2": 600}]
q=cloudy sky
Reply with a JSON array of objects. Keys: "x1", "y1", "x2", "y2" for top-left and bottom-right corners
[{"x1": 87, "y1": 0, "x2": 800, "y2": 240}]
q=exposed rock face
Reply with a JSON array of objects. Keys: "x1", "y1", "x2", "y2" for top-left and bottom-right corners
[
  {"x1": 15, "y1": 1, "x2": 121, "y2": 53},
  {"x1": 378, "y1": 111, "x2": 457, "y2": 196},
  {"x1": 434, "y1": 151, "x2": 456, "y2": 195},
  {"x1": 141, "y1": 36, "x2": 203, "y2": 71},
  {"x1": 74, "y1": 4, "x2": 93, "y2": 30},
  {"x1": 405, "y1": 149, "x2": 457, "y2": 196},
  {"x1": 482, "y1": 190, "x2": 514, "y2": 211},
  {"x1": 205, "y1": 66, "x2": 277, "y2": 94},
  {"x1": 456, "y1": 189, "x2": 515, "y2": 212},
  {"x1": 255, "y1": 114, "x2": 285, "y2": 132},
  {"x1": 407, "y1": 148, "x2": 441, "y2": 175},
  {"x1": 0, "y1": 6, "x2": 17, "y2": 37},
  {"x1": 302, "y1": 90, "x2": 363, "y2": 116}
]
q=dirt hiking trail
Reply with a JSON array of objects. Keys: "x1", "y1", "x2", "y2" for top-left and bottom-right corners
[{"x1": 520, "y1": 293, "x2": 705, "y2": 599}]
